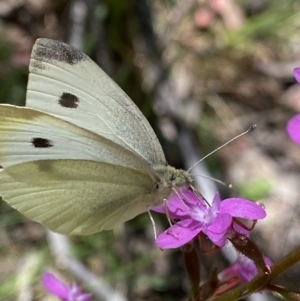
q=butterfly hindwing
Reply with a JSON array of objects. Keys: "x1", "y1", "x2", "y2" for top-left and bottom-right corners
[
  {"x1": 0, "y1": 160, "x2": 157, "y2": 234},
  {"x1": 0, "y1": 104, "x2": 164, "y2": 232}
]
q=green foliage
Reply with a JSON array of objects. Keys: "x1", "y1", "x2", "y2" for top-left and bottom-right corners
[
  {"x1": 238, "y1": 177, "x2": 271, "y2": 200},
  {"x1": 0, "y1": 36, "x2": 27, "y2": 106},
  {"x1": 0, "y1": 69, "x2": 27, "y2": 106},
  {"x1": 222, "y1": 9, "x2": 297, "y2": 54}
]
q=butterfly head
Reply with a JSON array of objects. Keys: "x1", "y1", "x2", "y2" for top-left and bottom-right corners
[{"x1": 153, "y1": 165, "x2": 193, "y2": 189}]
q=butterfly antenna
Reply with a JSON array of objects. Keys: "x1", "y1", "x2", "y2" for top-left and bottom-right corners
[
  {"x1": 187, "y1": 124, "x2": 257, "y2": 173},
  {"x1": 190, "y1": 173, "x2": 232, "y2": 188}
]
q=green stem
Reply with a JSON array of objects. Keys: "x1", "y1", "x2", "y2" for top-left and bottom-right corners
[
  {"x1": 211, "y1": 271, "x2": 270, "y2": 301},
  {"x1": 182, "y1": 242, "x2": 201, "y2": 301},
  {"x1": 270, "y1": 246, "x2": 300, "y2": 281}
]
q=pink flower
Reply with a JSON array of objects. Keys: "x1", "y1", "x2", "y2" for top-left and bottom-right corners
[
  {"x1": 287, "y1": 114, "x2": 300, "y2": 145},
  {"x1": 218, "y1": 254, "x2": 272, "y2": 283},
  {"x1": 42, "y1": 273, "x2": 92, "y2": 301},
  {"x1": 286, "y1": 68, "x2": 300, "y2": 144},
  {"x1": 153, "y1": 188, "x2": 266, "y2": 249},
  {"x1": 294, "y1": 67, "x2": 300, "y2": 83}
]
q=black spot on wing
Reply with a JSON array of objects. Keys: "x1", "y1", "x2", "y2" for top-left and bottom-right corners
[
  {"x1": 58, "y1": 92, "x2": 79, "y2": 109},
  {"x1": 31, "y1": 138, "x2": 53, "y2": 148},
  {"x1": 33, "y1": 39, "x2": 86, "y2": 65}
]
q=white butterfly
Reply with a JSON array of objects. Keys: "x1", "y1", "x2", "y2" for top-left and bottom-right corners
[{"x1": 0, "y1": 39, "x2": 192, "y2": 235}]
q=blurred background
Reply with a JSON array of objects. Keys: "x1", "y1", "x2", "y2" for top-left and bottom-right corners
[{"x1": 0, "y1": 0, "x2": 300, "y2": 300}]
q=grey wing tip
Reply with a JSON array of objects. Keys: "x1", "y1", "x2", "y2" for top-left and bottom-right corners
[
  {"x1": 35, "y1": 38, "x2": 72, "y2": 49},
  {"x1": 32, "y1": 38, "x2": 86, "y2": 66}
]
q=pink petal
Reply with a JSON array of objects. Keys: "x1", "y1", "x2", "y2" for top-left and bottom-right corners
[
  {"x1": 151, "y1": 200, "x2": 189, "y2": 219},
  {"x1": 77, "y1": 293, "x2": 93, "y2": 301},
  {"x1": 233, "y1": 223, "x2": 250, "y2": 236},
  {"x1": 219, "y1": 255, "x2": 256, "y2": 283},
  {"x1": 207, "y1": 213, "x2": 232, "y2": 233},
  {"x1": 204, "y1": 229, "x2": 227, "y2": 247},
  {"x1": 151, "y1": 188, "x2": 204, "y2": 219},
  {"x1": 211, "y1": 192, "x2": 221, "y2": 212},
  {"x1": 211, "y1": 234, "x2": 227, "y2": 247},
  {"x1": 220, "y1": 198, "x2": 266, "y2": 219},
  {"x1": 293, "y1": 67, "x2": 300, "y2": 83},
  {"x1": 204, "y1": 213, "x2": 231, "y2": 246},
  {"x1": 263, "y1": 256, "x2": 272, "y2": 267},
  {"x1": 68, "y1": 283, "x2": 92, "y2": 301},
  {"x1": 150, "y1": 204, "x2": 165, "y2": 214},
  {"x1": 42, "y1": 273, "x2": 68, "y2": 298},
  {"x1": 155, "y1": 219, "x2": 203, "y2": 249},
  {"x1": 287, "y1": 114, "x2": 300, "y2": 145},
  {"x1": 180, "y1": 188, "x2": 204, "y2": 206}
]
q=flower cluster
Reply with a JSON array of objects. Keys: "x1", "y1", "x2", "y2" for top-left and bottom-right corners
[
  {"x1": 42, "y1": 273, "x2": 91, "y2": 301},
  {"x1": 287, "y1": 67, "x2": 300, "y2": 144},
  {"x1": 152, "y1": 188, "x2": 266, "y2": 249},
  {"x1": 218, "y1": 253, "x2": 272, "y2": 284}
]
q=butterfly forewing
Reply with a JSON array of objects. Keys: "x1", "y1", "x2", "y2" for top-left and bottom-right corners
[
  {"x1": 26, "y1": 39, "x2": 166, "y2": 166},
  {"x1": 0, "y1": 105, "x2": 159, "y2": 179}
]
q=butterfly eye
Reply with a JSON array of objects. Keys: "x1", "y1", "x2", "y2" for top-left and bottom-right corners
[{"x1": 31, "y1": 138, "x2": 53, "y2": 148}]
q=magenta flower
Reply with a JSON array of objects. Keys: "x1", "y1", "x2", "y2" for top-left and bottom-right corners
[
  {"x1": 42, "y1": 273, "x2": 92, "y2": 301},
  {"x1": 294, "y1": 67, "x2": 300, "y2": 83},
  {"x1": 286, "y1": 67, "x2": 300, "y2": 144},
  {"x1": 218, "y1": 254, "x2": 272, "y2": 283},
  {"x1": 153, "y1": 188, "x2": 266, "y2": 249}
]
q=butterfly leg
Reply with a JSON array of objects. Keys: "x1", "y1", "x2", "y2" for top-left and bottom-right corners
[{"x1": 147, "y1": 206, "x2": 157, "y2": 239}]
